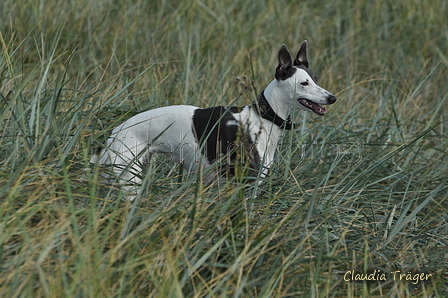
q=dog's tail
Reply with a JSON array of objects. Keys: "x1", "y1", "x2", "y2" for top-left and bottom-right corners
[{"x1": 89, "y1": 146, "x2": 103, "y2": 164}]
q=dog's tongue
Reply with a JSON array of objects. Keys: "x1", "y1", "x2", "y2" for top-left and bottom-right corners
[{"x1": 298, "y1": 98, "x2": 326, "y2": 116}]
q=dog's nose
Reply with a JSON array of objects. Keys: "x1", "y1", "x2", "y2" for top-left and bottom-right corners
[{"x1": 327, "y1": 94, "x2": 337, "y2": 104}]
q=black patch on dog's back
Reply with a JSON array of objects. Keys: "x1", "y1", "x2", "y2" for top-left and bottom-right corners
[
  {"x1": 192, "y1": 106, "x2": 260, "y2": 176},
  {"x1": 192, "y1": 106, "x2": 238, "y2": 164}
]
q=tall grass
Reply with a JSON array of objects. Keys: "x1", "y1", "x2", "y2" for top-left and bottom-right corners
[{"x1": 1, "y1": 0, "x2": 447, "y2": 297}]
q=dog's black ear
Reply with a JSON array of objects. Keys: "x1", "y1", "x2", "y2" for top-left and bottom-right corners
[
  {"x1": 294, "y1": 40, "x2": 309, "y2": 68},
  {"x1": 276, "y1": 44, "x2": 293, "y2": 80}
]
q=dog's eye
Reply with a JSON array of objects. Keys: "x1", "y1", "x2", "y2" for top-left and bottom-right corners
[{"x1": 300, "y1": 81, "x2": 309, "y2": 86}]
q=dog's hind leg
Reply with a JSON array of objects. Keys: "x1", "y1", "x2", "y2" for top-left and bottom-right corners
[
  {"x1": 93, "y1": 133, "x2": 154, "y2": 201},
  {"x1": 113, "y1": 153, "x2": 150, "y2": 201}
]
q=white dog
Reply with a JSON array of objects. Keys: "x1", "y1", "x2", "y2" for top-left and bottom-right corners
[{"x1": 90, "y1": 41, "x2": 337, "y2": 200}]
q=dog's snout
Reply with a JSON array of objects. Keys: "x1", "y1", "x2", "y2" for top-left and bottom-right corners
[{"x1": 327, "y1": 94, "x2": 337, "y2": 104}]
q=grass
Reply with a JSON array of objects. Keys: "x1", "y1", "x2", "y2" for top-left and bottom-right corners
[{"x1": 1, "y1": 0, "x2": 447, "y2": 297}]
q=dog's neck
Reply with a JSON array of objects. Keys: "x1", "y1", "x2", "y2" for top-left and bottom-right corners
[{"x1": 251, "y1": 82, "x2": 295, "y2": 130}]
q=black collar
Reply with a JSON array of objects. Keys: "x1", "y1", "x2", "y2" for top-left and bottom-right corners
[{"x1": 251, "y1": 90, "x2": 295, "y2": 130}]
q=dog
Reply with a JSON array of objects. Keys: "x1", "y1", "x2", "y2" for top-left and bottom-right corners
[{"x1": 90, "y1": 41, "x2": 337, "y2": 200}]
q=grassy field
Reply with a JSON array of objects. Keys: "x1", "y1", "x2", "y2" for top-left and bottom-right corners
[{"x1": 1, "y1": 0, "x2": 447, "y2": 297}]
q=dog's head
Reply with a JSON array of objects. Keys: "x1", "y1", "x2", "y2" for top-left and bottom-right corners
[{"x1": 275, "y1": 41, "x2": 336, "y2": 116}]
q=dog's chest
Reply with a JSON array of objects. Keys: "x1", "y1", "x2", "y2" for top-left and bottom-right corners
[{"x1": 191, "y1": 106, "x2": 264, "y2": 170}]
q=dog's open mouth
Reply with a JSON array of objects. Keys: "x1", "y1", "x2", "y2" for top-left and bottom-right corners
[{"x1": 298, "y1": 98, "x2": 326, "y2": 116}]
